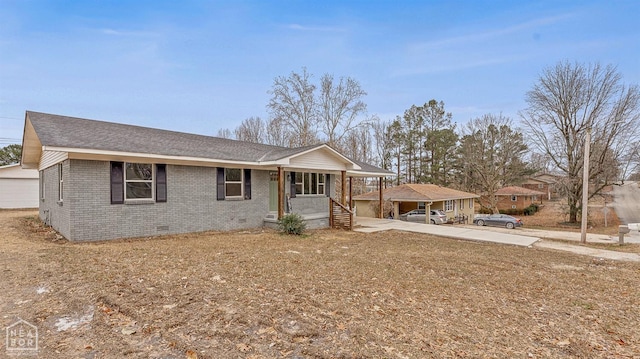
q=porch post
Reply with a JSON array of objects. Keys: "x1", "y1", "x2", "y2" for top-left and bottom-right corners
[
  {"x1": 349, "y1": 176, "x2": 353, "y2": 209},
  {"x1": 277, "y1": 167, "x2": 284, "y2": 219},
  {"x1": 378, "y1": 176, "x2": 384, "y2": 219},
  {"x1": 341, "y1": 170, "x2": 347, "y2": 206},
  {"x1": 393, "y1": 201, "x2": 400, "y2": 219}
]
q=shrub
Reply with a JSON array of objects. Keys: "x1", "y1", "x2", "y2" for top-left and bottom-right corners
[
  {"x1": 523, "y1": 203, "x2": 540, "y2": 216},
  {"x1": 278, "y1": 213, "x2": 307, "y2": 235}
]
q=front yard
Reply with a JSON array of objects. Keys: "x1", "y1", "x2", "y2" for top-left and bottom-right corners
[{"x1": 1, "y1": 210, "x2": 639, "y2": 358}]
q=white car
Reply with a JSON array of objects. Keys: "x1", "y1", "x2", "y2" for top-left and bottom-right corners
[{"x1": 399, "y1": 209, "x2": 447, "y2": 224}]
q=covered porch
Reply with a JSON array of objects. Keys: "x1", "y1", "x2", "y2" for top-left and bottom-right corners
[{"x1": 259, "y1": 145, "x2": 391, "y2": 230}]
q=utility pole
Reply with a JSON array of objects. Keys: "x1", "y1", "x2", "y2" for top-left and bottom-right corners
[{"x1": 580, "y1": 126, "x2": 591, "y2": 244}]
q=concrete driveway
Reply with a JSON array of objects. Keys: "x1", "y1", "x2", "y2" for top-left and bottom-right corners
[
  {"x1": 354, "y1": 217, "x2": 539, "y2": 247},
  {"x1": 354, "y1": 217, "x2": 640, "y2": 262}
]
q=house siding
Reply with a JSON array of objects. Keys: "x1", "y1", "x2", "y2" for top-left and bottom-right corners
[
  {"x1": 39, "y1": 160, "x2": 71, "y2": 238},
  {"x1": 45, "y1": 159, "x2": 271, "y2": 241}
]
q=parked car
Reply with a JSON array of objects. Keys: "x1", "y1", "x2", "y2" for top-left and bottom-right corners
[
  {"x1": 399, "y1": 209, "x2": 447, "y2": 224},
  {"x1": 473, "y1": 214, "x2": 523, "y2": 229}
]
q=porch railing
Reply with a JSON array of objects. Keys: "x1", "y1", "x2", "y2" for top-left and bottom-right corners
[{"x1": 329, "y1": 197, "x2": 353, "y2": 230}]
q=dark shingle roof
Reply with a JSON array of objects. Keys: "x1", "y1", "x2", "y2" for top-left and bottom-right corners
[
  {"x1": 28, "y1": 111, "x2": 294, "y2": 162},
  {"x1": 26, "y1": 111, "x2": 391, "y2": 175}
]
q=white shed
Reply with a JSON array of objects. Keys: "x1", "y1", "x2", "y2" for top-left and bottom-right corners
[{"x1": 0, "y1": 164, "x2": 39, "y2": 208}]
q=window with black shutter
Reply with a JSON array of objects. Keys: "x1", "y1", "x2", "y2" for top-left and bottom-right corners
[
  {"x1": 244, "y1": 169, "x2": 251, "y2": 200},
  {"x1": 110, "y1": 162, "x2": 124, "y2": 204},
  {"x1": 156, "y1": 164, "x2": 167, "y2": 202}
]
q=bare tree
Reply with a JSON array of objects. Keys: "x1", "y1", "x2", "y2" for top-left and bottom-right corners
[
  {"x1": 216, "y1": 128, "x2": 233, "y2": 139},
  {"x1": 370, "y1": 116, "x2": 392, "y2": 170},
  {"x1": 234, "y1": 117, "x2": 266, "y2": 144},
  {"x1": 267, "y1": 68, "x2": 319, "y2": 147},
  {"x1": 318, "y1": 74, "x2": 367, "y2": 147},
  {"x1": 521, "y1": 61, "x2": 640, "y2": 223},
  {"x1": 457, "y1": 114, "x2": 532, "y2": 213},
  {"x1": 264, "y1": 118, "x2": 292, "y2": 147}
]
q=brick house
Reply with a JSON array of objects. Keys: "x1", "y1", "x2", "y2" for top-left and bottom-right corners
[
  {"x1": 352, "y1": 184, "x2": 479, "y2": 222},
  {"x1": 20, "y1": 111, "x2": 390, "y2": 241},
  {"x1": 488, "y1": 186, "x2": 545, "y2": 212},
  {"x1": 521, "y1": 174, "x2": 557, "y2": 200}
]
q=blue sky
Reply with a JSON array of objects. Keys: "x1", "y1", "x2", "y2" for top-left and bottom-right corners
[{"x1": 1, "y1": 0, "x2": 639, "y2": 146}]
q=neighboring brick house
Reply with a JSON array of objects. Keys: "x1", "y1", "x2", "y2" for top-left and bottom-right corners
[
  {"x1": 521, "y1": 174, "x2": 557, "y2": 200},
  {"x1": 352, "y1": 184, "x2": 479, "y2": 222},
  {"x1": 20, "y1": 111, "x2": 390, "y2": 241},
  {"x1": 488, "y1": 186, "x2": 545, "y2": 212}
]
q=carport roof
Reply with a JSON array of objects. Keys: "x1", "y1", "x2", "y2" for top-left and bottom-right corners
[{"x1": 353, "y1": 183, "x2": 479, "y2": 202}]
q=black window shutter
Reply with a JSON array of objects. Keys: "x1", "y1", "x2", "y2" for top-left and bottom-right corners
[
  {"x1": 244, "y1": 169, "x2": 251, "y2": 200},
  {"x1": 156, "y1": 164, "x2": 167, "y2": 202},
  {"x1": 289, "y1": 171, "x2": 296, "y2": 198},
  {"x1": 216, "y1": 168, "x2": 225, "y2": 200},
  {"x1": 326, "y1": 173, "x2": 331, "y2": 197},
  {"x1": 110, "y1": 162, "x2": 124, "y2": 204}
]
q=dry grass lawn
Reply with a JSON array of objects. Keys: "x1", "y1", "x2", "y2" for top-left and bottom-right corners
[
  {"x1": 523, "y1": 194, "x2": 620, "y2": 235},
  {"x1": 1, "y1": 210, "x2": 639, "y2": 358}
]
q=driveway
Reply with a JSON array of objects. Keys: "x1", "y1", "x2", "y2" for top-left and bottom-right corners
[
  {"x1": 354, "y1": 217, "x2": 539, "y2": 247},
  {"x1": 354, "y1": 217, "x2": 640, "y2": 262}
]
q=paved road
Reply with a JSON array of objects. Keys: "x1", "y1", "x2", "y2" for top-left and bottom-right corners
[{"x1": 611, "y1": 181, "x2": 640, "y2": 224}]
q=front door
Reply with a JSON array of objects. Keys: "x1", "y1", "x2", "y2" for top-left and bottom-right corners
[{"x1": 269, "y1": 171, "x2": 278, "y2": 211}]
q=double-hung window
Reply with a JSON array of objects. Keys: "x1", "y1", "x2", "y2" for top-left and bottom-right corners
[
  {"x1": 444, "y1": 200, "x2": 454, "y2": 212},
  {"x1": 216, "y1": 168, "x2": 251, "y2": 200},
  {"x1": 111, "y1": 162, "x2": 166, "y2": 204},
  {"x1": 40, "y1": 171, "x2": 45, "y2": 201},
  {"x1": 294, "y1": 172, "x2": 325, "y2": 195},
  {"x1": 125, "y1": 163, "x2": 154, "y2": 200},
  {"x1": 58, "y1": 163, "x2": 64, "y2": 202},
  {"x1": 225, "y1": 168, "x2": 243, "y2": 198}
]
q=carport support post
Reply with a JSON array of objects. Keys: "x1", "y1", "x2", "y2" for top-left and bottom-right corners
[
  {"x1": 341, "y1": 171, "x2": 347, "y2": 206},
  {"x1": 277, "y1": 166, "x2": 284, "y2": 220},
  {"x1": 379, "y1": 176, "x2": 384, "y2": 219},
  {"x1": 393, "y1": 201, "x2": 400, "y2": 220}
]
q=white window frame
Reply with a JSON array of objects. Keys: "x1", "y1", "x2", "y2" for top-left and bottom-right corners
[
  {"x1": 511, "y1": 205, "x2": 517, "y2": 209},
  {"x1": 418, "y1": 202, "x2": 425, "y2": 210},
  {"x1": 225, "y1": 168, "x2": 244, "y2": 199},
  {"x1": 444, "y1": 200, "x2": 454, "y2": 212},
  {"x1": 125, "y1": 162, "x2": 154, "y2": 201},
  {"x1": 40, "y1": 171, "x2": 45, "y2": 201},
  {"x1": 538, "y1": 183, "x2": 544, "y2": 189},
  {"x1": 511, "y1": 195, "x2": 517, "y2": 201},
  {"x1": 295, "y1": 172, "x2": 325, "y2": 196},
  {"x1": 58, "y1": 163, "x2": 63, "y2": 202}
]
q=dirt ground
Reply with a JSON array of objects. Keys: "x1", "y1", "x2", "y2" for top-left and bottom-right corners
[{"x1": 1, "y1": 210, "x2": 639, "y2": 358}]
